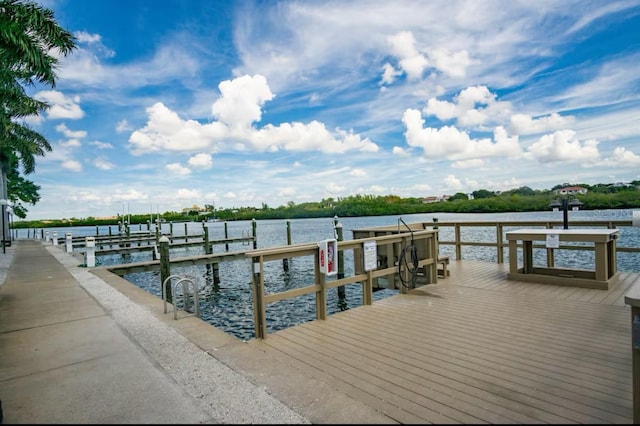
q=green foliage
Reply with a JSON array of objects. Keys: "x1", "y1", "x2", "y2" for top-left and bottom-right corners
[
  {"x1": 472, "y1": 189, "x2": 495, "y2": 199},
  {"x1": 448, "y1": 192, "x2": 469, "y2": 201},
  {"x1": 12, "y1": 182, "x2": 640, "y2": 228},
  {"x1": 6, "y1": 153, "x2": 39, "y2": 217},
  {"x1": 0, "y1": 0, "x2": 76, "y2": 217},
  {"x1": 0, "y1": 0, "x2": 76, "y2": 86}
]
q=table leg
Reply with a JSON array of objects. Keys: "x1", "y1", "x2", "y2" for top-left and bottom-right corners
[
  {"x1": 594, "y1": 242, "x2": 607, "y2": 281},
  {"x1": 524, "y1": 241, "x2": 533, "y2": 273},
  {"x1": 608, "y1": 240, "x2": 617, "y2": 277},
  {"x1": 509, "y1": 240, "x2": 518, "y2": 273}
]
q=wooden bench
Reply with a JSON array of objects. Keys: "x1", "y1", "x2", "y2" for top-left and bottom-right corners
[{"x1": 437, "y1": 255, "x2": 450, "y2": 278}]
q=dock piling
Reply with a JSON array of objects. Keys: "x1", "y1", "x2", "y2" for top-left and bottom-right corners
[
  {"x1": 283, "y1": 219, "x2": 291, "y2": 271},
  {"x1": 334, "y1": 216, "x2": 347, "y2": 311},
  {"x1": 159, "y1": 236, "x2": 171, "y2": 303},
  {"x1": 224, "y1": 222, "x2": 229, "y2": 251},
  {"x1": 252, "y1": 219, "x2": 257, "y2": 249}
]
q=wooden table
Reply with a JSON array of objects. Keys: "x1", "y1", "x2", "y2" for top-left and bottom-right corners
[{"x1": 505, "y1": 228, "x2": 619, "y2": 290}]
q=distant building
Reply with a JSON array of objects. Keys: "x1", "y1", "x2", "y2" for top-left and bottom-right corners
[
  {"x1": 181, "y1": 204, "x2": 205, "y2": 213},
  {"x1": 554, "y1": 186, "x2": 588, "y2": 195},
  {"x1": 422, "y1": 195, "x2": 450, "y2": 203},
  {"x1": 609, "y1": 182, "x2": 631, "y2": 188}
]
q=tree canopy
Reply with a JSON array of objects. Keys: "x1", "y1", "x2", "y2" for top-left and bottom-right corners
[{"x1": 0, "y1": 0, "x2": 76, "y2": 217}]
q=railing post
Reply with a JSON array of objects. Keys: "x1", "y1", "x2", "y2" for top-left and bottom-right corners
[
  {"x1": 545, "y1": 221, "x2": 555, "y2": 267},
  {"x1": 159, "y1": 235, "x2": 171, "y2": 303},
  {"x1": 251, "y1": 255, "x2": 266, "y2": 339},
  {"x1": 184, "y1": 222, "x2": 188, "y2": 242},
  {"x1": 624, "y1": 287, "x2": 640, "y2": 423},
  {"x1": 315, "y1": 250, "x2": 327, "y2": 320},
  {"x1": 634, "y1": 306, "x2": 640, "y2": 424},
  {"x1": 454, "y1": 224, "x2": 462, "y2": 260},
  {"x1": 334, "y1": 216, "x2": 347, "y2": 311},
  {"x1": 496, "y1": 223, "x2": 504, "y2": 263}
]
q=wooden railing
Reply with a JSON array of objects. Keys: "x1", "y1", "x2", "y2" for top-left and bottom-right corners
[
  {"x1": 427, "y1": 219, "x2": 638, "y2": 264},
  {"x1": 247, "y1": 229, "x2": 438, "y2": 339}
]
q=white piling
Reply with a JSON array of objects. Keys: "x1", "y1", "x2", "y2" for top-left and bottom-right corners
[
  {"x1": 85, "y1": 236, "x2": 96, "y2": 267},
  {"x1": 65, "y1": 232, "x2": 73, "y2": 252},
  {"x1": 52, "y1": 231, "x2": 58, "y2": 245}
]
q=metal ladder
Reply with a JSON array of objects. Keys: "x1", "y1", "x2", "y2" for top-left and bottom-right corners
[{"x1": 161, "y1": 274, "x2": 200, "y2": 320}]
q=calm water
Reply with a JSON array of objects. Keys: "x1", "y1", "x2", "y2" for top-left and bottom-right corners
[{"x1": 20, "y1": 209, "x2": 640, "y2": 340}]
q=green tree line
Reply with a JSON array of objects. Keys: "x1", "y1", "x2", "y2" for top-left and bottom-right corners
[{"x1": 13, "y1": 183, "x2": 640, "y2": 229}]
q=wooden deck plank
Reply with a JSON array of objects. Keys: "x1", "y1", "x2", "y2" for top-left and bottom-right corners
[
  {"x1": 273, "y1": 304, "x2": 628, "y2": 424},
  {"x1": 371, "y1": 292, "x2": 629, "y2": 373},
  {"x1": 421, "y1": 282, "x2": 630, "y2": 331},
  {"x1": 386, "y1": 292, "x2": 630, "y2": 376},
  {"x1": 265, "y1": 333, "x2": 463, "y2": 424},
  {"x1": 614, "y1": 274, "x2": 640, "y2": 306},
  {"x1": 300, "y1": 312, "x2": 624, "y2": 421},
  {"x1": 281, "y1": 326, "x2": 551, "y2": 424},
  {"x1": 602, "y1": 273, "x2": 639, "y2": 305},
  {"x1": 242, "y1": 259, "x2": 636, "y2": 424},
  {"x1": 275, "y1": 329, "x2": 497, "y2": 424},
  {"x1": 317, "y1": 302, "x2": 629, "y2": 396}
]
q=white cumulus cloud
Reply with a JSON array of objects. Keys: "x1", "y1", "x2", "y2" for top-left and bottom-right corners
[
  {"x1": 605, "y1": 147, "x2": 640, "y2": 166},
  {"x1": 187, "y1": 153, "x2": 213, "y2": 169},
  {"x1": 55, "y1": 123, "x2": 87, "y2": 138},
  {"x1": 424, "y1": 85, "x2": 512, "y2": 128},
  {"x1": 402, "y1": 109, "x2": 521, "y2": 160},
  {"x1": 509, "y1": 112, "x2": 574, "y2": 135},
  {"x1": 61, "y1": 159, "x2": 82, "y2": 172},
  {"x1": 211, "y1": 74, "x2": 274, "y2": 127},
  {"x1": 129, "y1": 74, "x2": 378, "y2": 156},
  {"x1": 165, "y1": 163, "x2": 191, "y2": 175},
  {"x1": 525, "y1": 129, "x2": 600, "y2": 163},
  {"x1": 34, "y1": 90, "x2": 84, "y2": 120}
]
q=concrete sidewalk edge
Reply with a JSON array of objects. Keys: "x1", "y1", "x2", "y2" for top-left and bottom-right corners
[{"x1": 44, "y1": 243, "x2": 310, "y2": 424}]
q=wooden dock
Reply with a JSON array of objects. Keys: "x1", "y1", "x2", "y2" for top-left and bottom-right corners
[{"x1": 214, "y1": 259, "x2": 635, "y2": 424}]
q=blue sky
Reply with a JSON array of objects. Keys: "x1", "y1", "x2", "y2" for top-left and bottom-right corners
[{"x1": 20, "y1": 0, "x2": 640, "y2": 220}]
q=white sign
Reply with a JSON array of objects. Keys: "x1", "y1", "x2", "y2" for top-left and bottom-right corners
[
  {"x1": 363, "y1": 240, "x2": 377, "y2": 271},
  {"x1": 318, "y1": 239, "x2": 338, "y2": 276},
  {"x1": 546, "y1": 233, "x2": 560, "y2": 249}
]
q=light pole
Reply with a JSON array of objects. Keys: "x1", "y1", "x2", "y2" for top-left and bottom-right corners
[
  {"x1": 0, "y1": 199, "x2": 7, "y2": 254},
  {"x1": 549, "y1": 196, "x2": 583, "y2": 229},
  {"x1": 7, "y1": 206, "x2": 13, "y2": 243}
]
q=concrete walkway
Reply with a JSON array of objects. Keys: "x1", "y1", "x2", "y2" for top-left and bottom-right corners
[{"x1": 0, "y1": 240, "x2": 309, "y2": 424}]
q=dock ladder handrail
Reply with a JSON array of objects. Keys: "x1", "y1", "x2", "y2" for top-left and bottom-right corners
[{"x1": 161, "y1": 274, "x2": 200, "y2": 320}]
